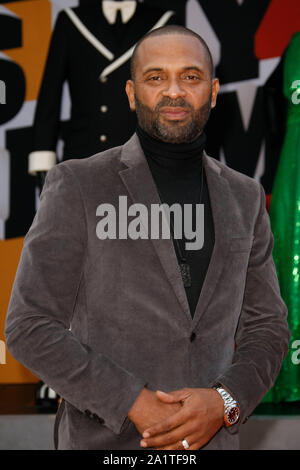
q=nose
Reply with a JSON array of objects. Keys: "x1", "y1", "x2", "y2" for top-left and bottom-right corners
[{"x1": 162, "y1": 78, "x2": 186, "y2": 99}]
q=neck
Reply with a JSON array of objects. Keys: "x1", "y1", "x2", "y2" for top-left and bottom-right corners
[{"x1": 136, "y1": 124, "x2": 206, "y2": 176}]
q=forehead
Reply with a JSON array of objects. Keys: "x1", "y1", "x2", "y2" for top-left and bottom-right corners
[{"x1": 135, "y1": 34, "x2": 208, "y2": 74}]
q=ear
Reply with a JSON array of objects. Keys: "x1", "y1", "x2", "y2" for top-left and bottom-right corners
[
  {"x1": 125, "y1": 80, "x2": 136, "y2": 111},
  {"x1": 211, "y1": 78, "x2": 220, "y2": 109}
]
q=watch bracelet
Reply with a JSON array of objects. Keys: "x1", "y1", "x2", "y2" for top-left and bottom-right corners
[{"x1": 213, "y1": 386, "x2": 238, "y2": 413}]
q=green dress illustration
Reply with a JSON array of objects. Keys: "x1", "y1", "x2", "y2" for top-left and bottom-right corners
[{"x1": 263, "y1": 31, "x2": 300, "y2": 402}]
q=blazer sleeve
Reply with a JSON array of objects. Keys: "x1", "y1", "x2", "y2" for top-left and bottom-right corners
[
  {"x1": 28, "y1": 10, "x2": 69, "y2": 174},
  {"x1": 213, "y1": 181, "x2": 290, "y2": 434},
  {"x1": 5, "y1": 163, "x2": 147, "y2": 435}
]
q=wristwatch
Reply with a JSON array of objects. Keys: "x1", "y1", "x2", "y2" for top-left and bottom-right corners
[{"x1": 213, "y1": 385, "x2": 240, "y2": 427}]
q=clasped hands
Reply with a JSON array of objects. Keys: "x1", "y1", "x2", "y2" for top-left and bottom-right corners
[{"x1": 128, "y1": 386, "x2": 224, "y2": 450}]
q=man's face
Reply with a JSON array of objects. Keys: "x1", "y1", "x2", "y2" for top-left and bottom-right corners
[{"x1": 126, "y1": 34, "x2": 219, "y2": 144}]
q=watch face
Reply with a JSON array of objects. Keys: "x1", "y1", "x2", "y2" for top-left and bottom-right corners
[{"x1": 227, "y1": 406, "x2": 240, "y2": 425}]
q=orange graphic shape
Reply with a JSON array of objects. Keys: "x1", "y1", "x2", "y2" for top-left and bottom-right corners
[
  {"x1": 0, "y1": 237, "x2": 38, "y2": 383},
  {"x1": 2, "y1": 0, "x2": 53, "y2": 102}
]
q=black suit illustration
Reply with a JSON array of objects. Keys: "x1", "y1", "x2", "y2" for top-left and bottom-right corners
[{"x1": 28, "y1": 1, "x2": 180, "y2": 174}]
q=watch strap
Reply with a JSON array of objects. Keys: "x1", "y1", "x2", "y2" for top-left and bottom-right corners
[{"x1": 213, "y1": 385, "x2": 240, "y2": 427}]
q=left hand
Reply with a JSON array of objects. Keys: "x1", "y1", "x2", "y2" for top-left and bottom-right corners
[{"x1": 139, "y1": 387, "x2": 224, "y2": 450}]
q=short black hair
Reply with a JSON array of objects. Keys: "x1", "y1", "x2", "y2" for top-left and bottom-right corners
[{"x1": 130, "y1": 25, "x2": 214, "y2": 81}]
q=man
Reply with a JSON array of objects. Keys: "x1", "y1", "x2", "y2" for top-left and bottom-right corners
[{"x1": 5, "y1": 26, "x2": 290, "y2": 450}]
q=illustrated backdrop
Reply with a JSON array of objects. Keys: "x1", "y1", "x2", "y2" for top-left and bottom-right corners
[{"x1": 0, "y1": 0, "x2": 299, "y2": 394}]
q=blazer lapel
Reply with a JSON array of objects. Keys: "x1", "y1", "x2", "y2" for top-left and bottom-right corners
[
  {"x1": 119, "y1": 136, "x2": 234, "y2": 329},
  {"x1": 191, "y1": 152, "x2": 233, "y2": 329},
  {"x1": 119, "y1": 134, "x2": 191, "y2": 326}
]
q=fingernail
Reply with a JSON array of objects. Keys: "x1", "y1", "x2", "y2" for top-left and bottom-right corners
[
  {"x1": 143, "y1": 431, "x2": 150, "y2": 438},
  {"x1": 140, "y1": 440, "x2": 147, "y2": 447}
]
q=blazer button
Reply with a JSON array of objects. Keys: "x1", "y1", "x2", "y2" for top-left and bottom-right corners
[
  {"x1": 84, "y1": 409, "x2": 92, "y2": 418},
  {"x1": 100, "y1": 135, "x2": 107, "y2": 142},
  {"x1": 92, "y1": 413, "x2": 104, "y2": 424},
  {"x1": 190, "y1": 332, "x2": 196, "y2": 342},
  {"x1": 100, "y1": 105, "x2": 108, "y2": 113}
]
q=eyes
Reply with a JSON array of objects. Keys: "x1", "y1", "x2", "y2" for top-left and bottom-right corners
[{"x1": 146, "y1": 74, "x2": 201, "y2": 83}]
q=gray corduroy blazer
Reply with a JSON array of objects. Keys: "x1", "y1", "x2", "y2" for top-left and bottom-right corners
[{"x1": 5, "y1": 134, "x2": 290, "y2": 450}]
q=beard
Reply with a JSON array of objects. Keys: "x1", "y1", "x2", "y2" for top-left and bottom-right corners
[{"x1": 134, "y1": 93, "x2": 212, "y2": 144}]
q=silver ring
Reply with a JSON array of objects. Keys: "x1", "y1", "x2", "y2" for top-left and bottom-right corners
[{"x1": 182, "y1": 439, "x2": 189, "y2": 449}]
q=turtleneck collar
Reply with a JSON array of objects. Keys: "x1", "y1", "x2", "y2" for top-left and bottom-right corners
[{"x1": 136, "y1": 124, "x2": 206, "y2": 177}]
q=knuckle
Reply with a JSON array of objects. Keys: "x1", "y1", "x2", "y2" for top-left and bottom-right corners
[
  {"x1": 166, "y1": 423, "x2": 173, "y2": 432},
  {"x1": 166, "y1": 435, "x2": 174, "y2": 445}
]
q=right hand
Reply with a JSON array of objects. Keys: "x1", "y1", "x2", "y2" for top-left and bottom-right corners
[{"x1": 127, "y1": 387, "x2": 182, "y2": 436}]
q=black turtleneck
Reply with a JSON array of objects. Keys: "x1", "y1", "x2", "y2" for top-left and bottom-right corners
[{"x1": 136, "y1": 124, "x2": 215, "y2": 318}]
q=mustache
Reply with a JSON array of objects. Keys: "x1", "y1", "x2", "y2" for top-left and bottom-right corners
[{"x1": 155, "y1": 97, "x2": 192, "y2": 111}]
